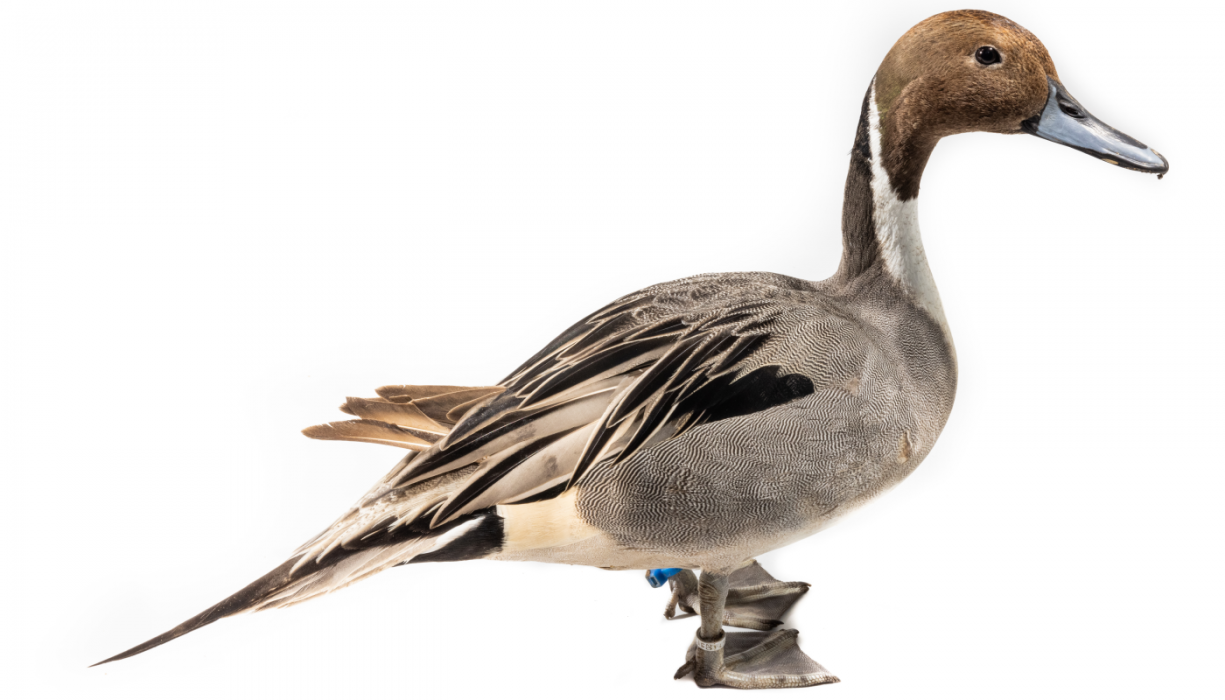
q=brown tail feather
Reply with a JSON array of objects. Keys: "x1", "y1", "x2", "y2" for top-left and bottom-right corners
[
  {"x1": 302, "y1": 419, "x2": 437, "y2": 450},
  {"x1": 409, "y1": 388, "x2": 503, "y2": 425},
  {"x1": 375, "y1": 384, "x2": 467, "y2": 401},
  {"x1": 445, "y1": 394, "x2": 498, "y2": 423},
  {"x1": 375, "y1": 384, "x2": 500, "y2": 403},
  {"x1": 304, "y1": 385, "x2": 504, "y2": 449},
  {"x1": 339, "y1": 397, "x2": 448, "y2": 434}
]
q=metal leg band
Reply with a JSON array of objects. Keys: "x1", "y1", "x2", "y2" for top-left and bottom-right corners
[{"x1": 695, "y1": 632, "x2": 726, "y2": 652}]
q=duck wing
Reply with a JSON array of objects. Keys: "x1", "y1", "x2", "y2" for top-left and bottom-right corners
[{"x1": 296, "y1": 277, "x2": 813, "y2": 567}]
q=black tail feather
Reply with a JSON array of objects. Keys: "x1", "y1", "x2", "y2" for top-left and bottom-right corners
[{"x1": 91, "y1": 557, "x2": 302, "y2": 667}]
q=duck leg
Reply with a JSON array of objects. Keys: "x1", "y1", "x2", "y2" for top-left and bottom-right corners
[
  {"x1": 673, "y1": 569, "x2": 839, "y2": 689},
  {"x1": 660, "y1": 560, "x2": 810, "y2": 630}
]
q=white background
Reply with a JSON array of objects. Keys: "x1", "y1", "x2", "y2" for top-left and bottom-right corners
[{"x1": 3, "y1": 1, "x2": 1221, "y2": 698}]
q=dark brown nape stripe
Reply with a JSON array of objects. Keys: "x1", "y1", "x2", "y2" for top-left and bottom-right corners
[
  {"x1": 835, "y1": 86, "x2": 879, "y2": 281},
  {"x1": 879, "y1": 111, "x2": 938, "y2": 203}
]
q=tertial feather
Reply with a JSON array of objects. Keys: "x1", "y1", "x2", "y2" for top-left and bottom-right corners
[
  {"x1": 301, "y1": 419, "x2": 436, "y2": 450},
  {"x1": 339, "y1": 397, "x2": 449, "y2": 435}
]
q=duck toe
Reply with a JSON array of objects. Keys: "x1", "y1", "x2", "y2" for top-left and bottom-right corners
[
  {"x1": 660, "y1": 561, "x2": 808, "y2": 629},
  {"x1": 663, "y1": 569, "x2": 700, "y2": 620},
  {"x1": 675, "y1": 629, "x2": 839, "y2": 689}
]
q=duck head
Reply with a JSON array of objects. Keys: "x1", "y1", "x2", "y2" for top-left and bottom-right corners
[{"x1": 872, "y1": 10, "x2": 1168, "y2": 200}]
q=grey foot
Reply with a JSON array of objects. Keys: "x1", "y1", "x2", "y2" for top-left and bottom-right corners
[
  {"x1": 665, "y1": 560, "x2": 810, "y2": 630},
  {"x1": 674, "y1": 629, "x2": 840, "y2": 689}
]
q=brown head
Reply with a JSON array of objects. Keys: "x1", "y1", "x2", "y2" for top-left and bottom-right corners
[{"x1": 872, "y1": 10, "x2": 1167, "y2": 200}]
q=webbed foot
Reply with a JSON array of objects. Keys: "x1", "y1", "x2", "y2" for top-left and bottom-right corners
[
  {"x1": 673, "y1": 629, "x2": 839, "y2": 689},
  {"x1": 673, "y1": 568, "x2": 836, "y2": 689},
  {"x1": 660, "y1": 560, "x2": 809, "y2": 630}
]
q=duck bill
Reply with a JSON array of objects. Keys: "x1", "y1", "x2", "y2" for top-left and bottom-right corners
[{"x1": 1021, "y1": 77, "x2": 1168, "y2": 176}]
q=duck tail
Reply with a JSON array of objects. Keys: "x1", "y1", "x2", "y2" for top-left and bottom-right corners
[
  {"x1": 90, "y1": 556, "x2": 303, "y2": 667},
  {"x1": 94, "y1": 383, "x2": 511, "y2": 668},
  {"x1": 92, "y1": 503, "x2": 503, "y2": 668}
]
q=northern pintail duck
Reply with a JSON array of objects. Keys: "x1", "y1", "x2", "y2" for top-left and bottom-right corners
[{"x1": 96, "y1": 10, "x2": 1167, "y2": 689}]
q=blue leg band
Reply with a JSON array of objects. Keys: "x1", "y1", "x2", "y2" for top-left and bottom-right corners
[{"x1": 646, "y1": 568, "x2": 684, "y2": 588}]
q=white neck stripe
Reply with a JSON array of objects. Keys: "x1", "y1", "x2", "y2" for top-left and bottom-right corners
[{"x1": 866, "y1": 81, "x2": 953, "y2": 345}]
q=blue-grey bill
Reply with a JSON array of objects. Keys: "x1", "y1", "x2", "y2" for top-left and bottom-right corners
[{"x1": 1022, "y1": 77, "x2": 1168, "y2": 177}]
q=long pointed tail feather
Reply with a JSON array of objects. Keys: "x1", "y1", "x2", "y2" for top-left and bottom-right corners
[
  {"x1": 95, "y1": 383, "x2": 511, "y2": 667},
  {"x1": 91, "y1": 557, "x2": 303, "y2": 667},
  {"x1": 92, "y1": 510, "x2": 498, "y2": 667}
]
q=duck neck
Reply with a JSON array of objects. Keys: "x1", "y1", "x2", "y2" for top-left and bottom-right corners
[{"x1": 836, "y1": 79, "x2": 949, "y2": 340}]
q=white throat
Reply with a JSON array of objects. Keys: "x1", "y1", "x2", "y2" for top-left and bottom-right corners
[{"x1": 866, "y1": 81, "x2": 953, "y2": 344}]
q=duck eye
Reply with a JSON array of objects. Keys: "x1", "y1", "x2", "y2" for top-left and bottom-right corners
[{"x1": 975, "y1": 46, "x2": 1001, "y2": 65}]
